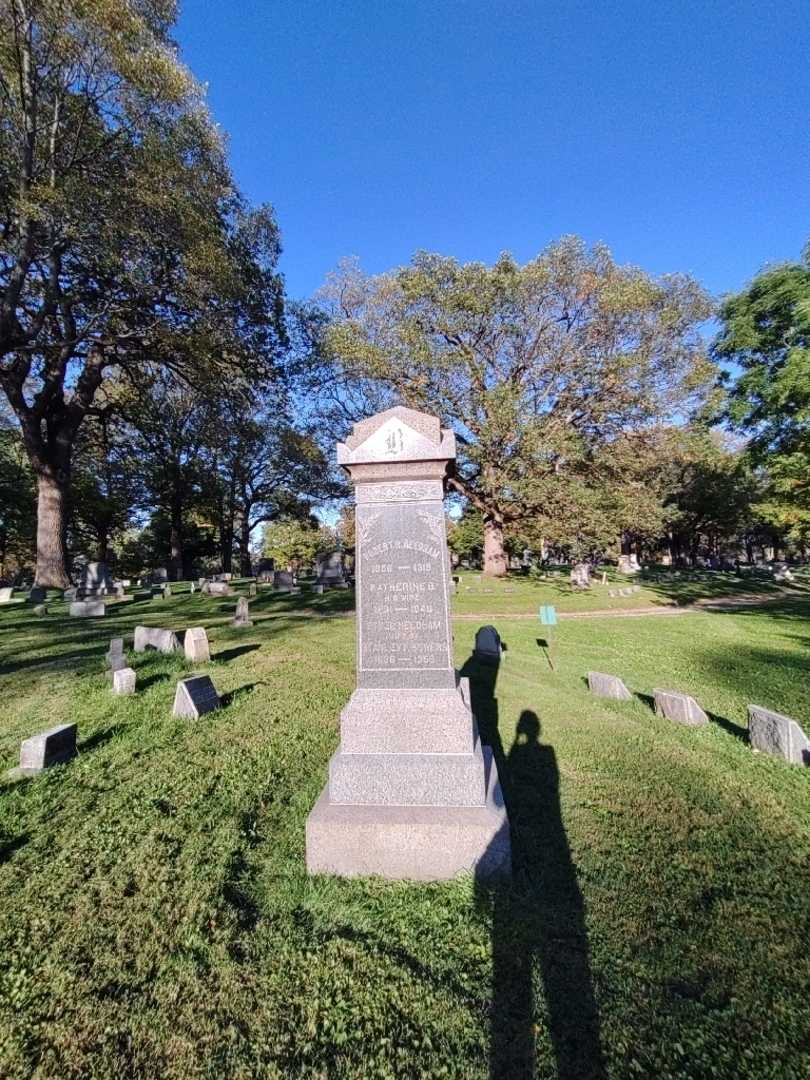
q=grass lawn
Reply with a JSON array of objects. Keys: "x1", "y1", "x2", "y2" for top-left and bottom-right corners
[{"x1": 0, "y1": 584, "x2": 808, "y2": 1078}]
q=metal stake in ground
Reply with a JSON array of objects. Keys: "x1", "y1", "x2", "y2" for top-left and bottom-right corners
[{"x1": 538, "y1": 604, "x2": 557, "y2": 670}]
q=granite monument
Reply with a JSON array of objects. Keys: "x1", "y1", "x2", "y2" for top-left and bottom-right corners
[{"x1": 306, "y1": 406, "x2": 510, "y2": 880}]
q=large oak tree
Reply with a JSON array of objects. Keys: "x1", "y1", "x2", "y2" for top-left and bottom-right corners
[
  {"x1": 0, "y1": 0, "x2": 280, "y2": 585},
  {"x1": 310, "y1": 239, "x2": 715, "y2": 574}
]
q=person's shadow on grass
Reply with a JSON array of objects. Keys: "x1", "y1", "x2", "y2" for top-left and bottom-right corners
[{"x1": 463, "y1": 654, "x2": 606, "y2": 1080}]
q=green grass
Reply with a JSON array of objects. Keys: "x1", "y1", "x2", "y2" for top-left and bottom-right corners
[
  {"x1": 1, "y1": 585, "x2": 809, "y2": 1078},
  {"x1": 450, "y1": 565, "x2": 805, "y2": 615}
]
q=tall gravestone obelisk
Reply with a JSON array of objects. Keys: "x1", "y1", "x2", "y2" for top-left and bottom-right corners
[{"x1": 306, "y1": 406, "x2": 510, "y2": 880}]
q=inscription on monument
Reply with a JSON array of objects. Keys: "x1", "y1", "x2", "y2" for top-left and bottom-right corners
[{"x1": 357, "y1": 492, "x2": 452, "y2": 689}]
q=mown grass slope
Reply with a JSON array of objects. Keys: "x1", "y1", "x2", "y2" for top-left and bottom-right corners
[{"x1": 0, "y1": 585, "x2": 808, "y2": 1079}]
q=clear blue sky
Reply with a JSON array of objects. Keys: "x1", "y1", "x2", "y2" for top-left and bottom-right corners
[{"x1": 177, "y1": 0, "x2": 809, "y2": 303}]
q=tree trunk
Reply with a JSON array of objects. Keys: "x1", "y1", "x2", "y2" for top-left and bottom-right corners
[
  {"x1": 483, "y1": 515, "x2": 508, "y2": 577},
  {"x1": 169, "y1": 518, "x2": 183, "y2": 581},
  {"x1": 239, "y1": 513, "x2": 252, "y2": 577},
  {"x1": 34, "y1": 466, "x2": 71, "y2": 588}
]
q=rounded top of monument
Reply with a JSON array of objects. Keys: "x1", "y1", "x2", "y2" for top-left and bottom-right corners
[{"x1": 337, "y1": 406, "x2": 456, "y2": 467}]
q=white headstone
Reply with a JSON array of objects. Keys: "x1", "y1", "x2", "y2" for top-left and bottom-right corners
[
  {"x1": 112, "y1": 667, "x2": 136, "y2": 695},
  {"x1": 184, "y1": 626, "x2": 210, "y2": 663}
]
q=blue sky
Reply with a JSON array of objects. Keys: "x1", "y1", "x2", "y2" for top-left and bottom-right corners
[{"x1": 177, "y1": 0, "x2": 809, "y2": 304}]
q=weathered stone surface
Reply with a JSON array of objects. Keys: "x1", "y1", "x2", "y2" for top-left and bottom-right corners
[
  {"x1": 112, "y1": 667, "x2": 137, "y2": 695},
  {"x1": 0, "y1": 587, "x2": 13, "y2": 602},
  {"x1": 748, "y1": 704, "x2": 810, "y2": 765},
  {"x1": 653, "y1": 689, "x2": 708, "y2": 727},
  {"x1": 306, "y1": 406, "x2": 510, "y2": 880},
  {"x1": 189, "y1": 581, "x2": 196, "y2": 594},
  {"x1": 173, "y1": 675, "x2": 220, "y2": 719},
  {"x1": 63, "y1": 587, "x2": 78, "y2": 601},
  {"x1": 28, "y1": 586, "x2": 46, "y2": 603},
  {"x1": 203, "y1": 580, "x2": 230, "y2": 596},
  {"x1": 184, "y1": 626, "x2": 210, "y2": 662},
  {"x1": 232, "y1": 596, "x2": 252, "y2": 627},
  {"x1": 272, "y1": 570, "x2": 294, "y2": 591},
  {"x1": 587, "y1": 671, "x2": 632, "y2": 701},
  {"x1": 162, "y1": 583, "x2": 172, "y2": 598},
  {"x1": 134, "y1": 625, "x2": 180, "y2": 653},
  {"x1": 570, "y1": 563, "x2": 591, "y2": 589},
  {"x1": 307, "y1": 747, "x2": 510, "y2": 881},
  {"x1": 153, "y1": 567, "x2": 168, "y2": 582},
  {"x1": 19, "y1": 723, "x2": 77, "y2": 772},
  {"x1": 105, "y1": 638, "x2": 124, "y2": 665},
  {"x1": 70, "y1": 600, "x2": 105, "y2": 617},
  {"x1": 618, "y1": 554, "x2": 640, "y2": 575},
  {"x1": 248, "y1": 582, "x2": 257, "y2": 597},
  {"x1": 473, "y1": 625, "x2": 502, "y2": 665},
  {"x1": 33, "y1": 604, "x2": 48, "y2": 616},
  {"x1": 315, "y1": 550, "x2": 347, "y2": 588},
  {"x1": 339, "y1": 683, "x2": 475, "y2": 755}
]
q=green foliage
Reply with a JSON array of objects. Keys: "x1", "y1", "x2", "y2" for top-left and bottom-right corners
[
  {"x1": 312, "y1": 240, "x2": 715, "y2": 568},
  {"x1": 447, "y1": 510, "x2": 484, "y2": 562},
  {"x1": 262, "y1": 518, "x2": 322, "y2": 569},
  {"x1": 0, "y1": 426, "x2": 35, "y2": 576},
  {"x1": 714, "y1": 248, "x2": 810, "y2": 550}
]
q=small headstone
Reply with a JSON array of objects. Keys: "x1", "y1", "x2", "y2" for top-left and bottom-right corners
[
  {"x1": 173, "y1": 675, "x2": 220, "y2": 719},
  {"x1": 315, "y1": 550, "x2": 347, "y2": 588},
  {"x1": 190, "y1": 581, "x2": 196, "y2": 594},
  {"x1": 114, "y1": 583, "x2": 125, "y2": 598},
  {"x1": 28, "y1": 586, "x2": 46, "y2": 603},
  {"x1": 587, "y1": 672, "x2": 632, "y2": 701},
  {"x1": 19, "y1": 723, "x2": 77, "y2": 773},
  {"x1": 748, "y1": 705, "x2": 810, "y2": 765},
  {"x1": 313, "y1": 583, "x2": 324, "y2": 594},
  {"x1": 204, "y1": 581, "x2": 230, "y2": 597},
  {"x1": 248, "y1": 582, "x2": 257, "y2": 597},
  {"x1": 33, "y1": 604, "x2": 48, "y2": 616},
  {"x1": 653, "y1": 689, "x2": 708, "y2": 727},
  {"x1": 70, "y1": 600, "x2": 105, "y2": 617},
  {"x1": 618, "y1": 554, "x2": 640, "y2": 575},
  {"x1": 162, "y1": 583, "x2": 172, "y2": 598},
  {"x1": 232, "y1": 596, "x2": 252, "y2": 627},
  {"x1": 608, "y1": 589, "x2": 617, "y2": 598},
  {"x1": 105, "y1": 638, "x2": 125, "y2": 667},
  {"x1": 570, "y1": 562, "x2": 591, "y2": 589},
  {"x1": 272, "y1": 570, "x2": 294, "y2": 592},
  {"x1": 133, "y1": 625, "x2": 181, "y2": 653},
  {"x1": 184, "y1": 626, "x2": 210, "y2": 663},
  {"x1": 473, "y1": 625, "x2": 502, "y2": 665},
  {"x1": 112, "y1": 667, "x2": 137, "y2": 696},
  {"x1": 0, "y1": 587, "x2": 13, "y2": 603},
  {"x1": 63, "y1": 587, "x2": 78, "y2": 602},
  {"x1": 153, "y1": 567, "x2": 168, "y2": 582}
]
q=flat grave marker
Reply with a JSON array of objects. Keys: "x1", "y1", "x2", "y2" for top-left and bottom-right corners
[{"x1": 173, "y1": 675, "x2": 220, "y2": 719}]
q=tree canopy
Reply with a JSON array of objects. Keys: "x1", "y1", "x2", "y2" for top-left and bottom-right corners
[{"x1": 309, "y1": 239, "x2": 715, "y2": 573}]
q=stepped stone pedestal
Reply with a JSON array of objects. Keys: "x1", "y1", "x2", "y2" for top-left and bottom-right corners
[{"x1": 305, "y1": 406, "x2": 510, "y2": 881}]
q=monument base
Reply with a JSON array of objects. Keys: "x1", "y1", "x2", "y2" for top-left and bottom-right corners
[{"x1": 306, "y1": 748, "x2": 511, "y2": 881}]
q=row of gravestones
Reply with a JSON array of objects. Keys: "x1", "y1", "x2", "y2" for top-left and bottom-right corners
[
  {"x1": 587, "y1": 671, "x2": 810, "y2": 766},
  {"x1": 7, "y1": 628, "x2": 226, "y2": 779},
  {"x1": 471, "y1": 625, "x2": 808, "y2": 768}
]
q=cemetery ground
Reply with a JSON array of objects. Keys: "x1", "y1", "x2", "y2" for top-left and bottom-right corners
[{"x1": 0, "y1": 581, "x2": 809, "y2": 1078}]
